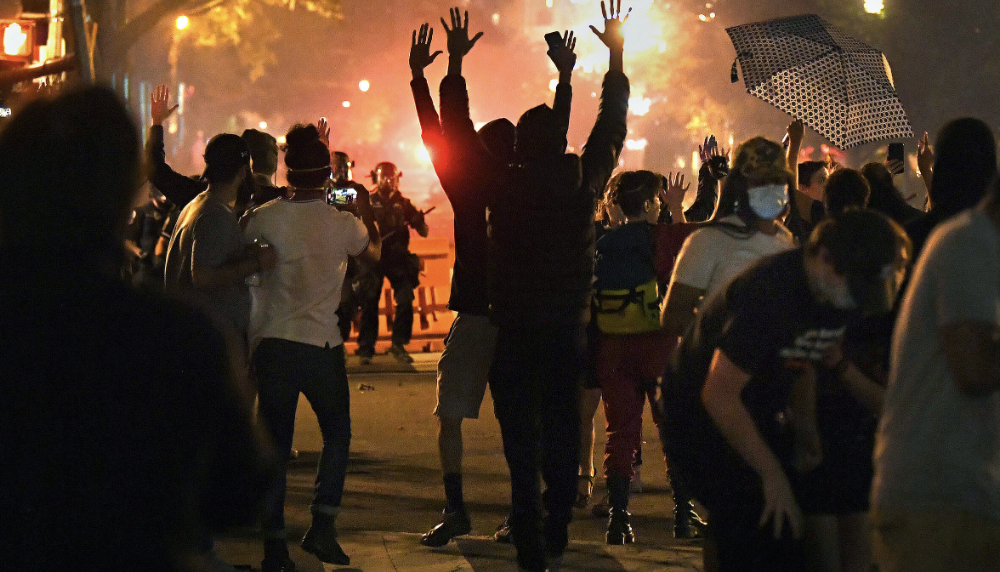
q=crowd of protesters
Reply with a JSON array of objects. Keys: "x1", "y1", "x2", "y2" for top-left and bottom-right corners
[{"x1": 2, "y1": 2, "x2": 999, "y2": 572}]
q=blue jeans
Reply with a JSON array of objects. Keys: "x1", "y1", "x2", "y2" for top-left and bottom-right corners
[{"x1": 253, "y1": 338, "x2": 351, "y2": 537}]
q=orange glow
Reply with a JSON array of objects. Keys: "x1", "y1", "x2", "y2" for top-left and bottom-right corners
[
  {"x1": 3, "y1": 22, "x2": 27, "y2": 56},
  {"x1": 175, "y1": 16, "x2": 189, "y2": 30}
]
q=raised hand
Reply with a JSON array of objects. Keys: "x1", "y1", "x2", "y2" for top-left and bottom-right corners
[
  {"x1": 786, "y1": 119, "x2": 804, "y2": 148},
  {"x1": 589, "y1": 0, "x2": 631, "y2": 52},
  {"x1": 409, "y1": 23, "x2": 442, "y2": 77},
  {"x1": 661, "y1": 171, "x2": 690, "y2": 219},
  {"x1": 917, "y1": 131, "x2": 934, "y2": 184},
  {"x1": 441, "y1": 7, "x2": 483, "y2": 58},
  {"x1": 151, "y1": 84, "x2": 178, "y2": 125},
  {"x1": 317, "y1": 117, "x2": 331, "y2": 149},
  {"x1": 547, "y1": 30, "x2": 577, "y2": 76}
]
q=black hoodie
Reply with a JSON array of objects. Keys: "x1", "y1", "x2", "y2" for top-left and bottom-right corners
[{"x1": 487, "y1": 71, "x2": 630, "y2": 329}]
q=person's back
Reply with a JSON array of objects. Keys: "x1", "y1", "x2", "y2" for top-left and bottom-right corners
[
  {"x1": 244, "y1": 197, "x2": 370, "y2": 350},
  {"x1": 0, "y1": 262, "x2": 263, "y2": 571},
  {"x1": 873, "y1": 189, "x2": 1000, "y2": 570},
  {"x1": 0, "y1": 86, "x2": 270, "y2": 572}
]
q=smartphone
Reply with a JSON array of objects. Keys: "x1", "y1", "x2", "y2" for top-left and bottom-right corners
[
  {"x1": 326, "y1": 187, "x2": 357, "y2": 206},
  {"x1": 887, "y1": 143, "x2": 904, "y2": 174},
  {"x1": 544, "y1": 31, "x2": 562, "y2": 51}
]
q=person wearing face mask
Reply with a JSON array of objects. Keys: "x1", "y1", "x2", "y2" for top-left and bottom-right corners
[
  {"x1": 661, "y1": 137, "x2": 797, "y2": 339},
  {"x1": 657, "y1": 210, "x2": 910, "y2": 572}
]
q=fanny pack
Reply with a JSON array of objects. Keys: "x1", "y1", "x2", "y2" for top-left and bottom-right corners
[{"x1": 593, "y1": 278, "x2": 661, "y2": 334}]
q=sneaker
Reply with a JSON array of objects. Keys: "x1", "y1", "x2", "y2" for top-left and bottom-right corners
[
  {"x1": 355, "y1": 348, "x2": 374, "y2": 365},
  {"x1": 494, "y1": 515, "x2": 514, "y2": 543},
  {"x1": 260, "y1": 556, "x2": 296, "y2": 572},
  {"x1": 301, "y1": 515, "x2": 349, "y2": 566},
  {"x1": 359, "y1": 355, "x2": 372, "y2": 365},
  {"x1": 606, "y1": 509, "x2": 635, "y2": 545},
  {"x1": 387, "y1": 344, "x2": 414, "y2": 364},
  {"x1": 420, "y1": 509, "x2": 472, "y2": 547}
]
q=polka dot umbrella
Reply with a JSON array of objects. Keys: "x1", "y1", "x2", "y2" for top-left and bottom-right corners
[{"x1": 727, "y1": 14, "x2": 912, "y2": 149}]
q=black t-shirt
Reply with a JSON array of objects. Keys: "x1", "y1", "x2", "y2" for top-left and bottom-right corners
[{"x1": 664, "y1": 249, "x2": 855, "y2": 470}]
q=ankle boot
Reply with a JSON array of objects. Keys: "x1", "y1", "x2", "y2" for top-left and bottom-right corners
[
  {"x1": 301, "y1": 512, "x2": 349, "y2": 565},
  {"x1": 606, "y1": 509, "x2": 635, "y2": 545},
  {"x1": 668, "y1": 468, "x2": 707, "y2": 539},
  {"x1": 605, "y1": 473, "x2": 635, "y2": 545}
]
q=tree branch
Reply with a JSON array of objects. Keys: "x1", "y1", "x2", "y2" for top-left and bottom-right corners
[{"x1": 104, "y1": 0, "x2": 225, "y2": 58}]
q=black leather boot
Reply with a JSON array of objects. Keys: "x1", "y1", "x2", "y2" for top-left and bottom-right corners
[
  {"x1": 605, "y1": 473, "x2": 635, "y2": 545},
  {"x1": 668, "y1": 467, "x2": 707, "y2": 539},
  {"x1": 301, "y1": 512, "x2": 349, "y2": 565}
]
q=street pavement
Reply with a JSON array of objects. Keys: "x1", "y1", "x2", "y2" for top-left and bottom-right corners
[{"x1": 215, "y1": 351, "x2": 704, "y2": 572}]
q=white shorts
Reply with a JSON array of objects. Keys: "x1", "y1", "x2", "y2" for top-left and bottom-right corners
[{"x1": 434, "y1": 313, "x2": 498, "y2": 419}]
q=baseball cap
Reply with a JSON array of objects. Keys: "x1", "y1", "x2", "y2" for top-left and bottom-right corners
[{"x1": 203, "y1": 133, "x2": 251, "y2": 181}]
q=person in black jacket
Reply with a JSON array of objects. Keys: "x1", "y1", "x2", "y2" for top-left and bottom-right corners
[
  {"x1": 485, "y1": 2, "x2": 630, "y2": 570},
  {"x1": 147, "y1": 84, "x2": 264, "y2": 216},
  {"x1": 408, "y1": 11, "x2": 520, "y2": 548}
]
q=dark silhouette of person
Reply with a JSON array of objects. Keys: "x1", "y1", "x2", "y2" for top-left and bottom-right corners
[{"x1": 0, "y1": 86, "x2": 275, "y2": 572}]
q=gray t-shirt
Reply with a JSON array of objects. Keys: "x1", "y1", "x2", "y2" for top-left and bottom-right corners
[
  {"x1": 164, "y1": 191, "x2": 250, "y2": 334},
  {"x1": 873, "y1": 209, "x2": 1000, "y2": 520}
]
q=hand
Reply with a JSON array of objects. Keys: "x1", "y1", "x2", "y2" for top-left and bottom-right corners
[
  {"x1": 151, "y1": 84, "x2": 178, "y2": 125},
  {"x1": 589, "y1": 0, "x2": 631, "y2": 52},
  {"x1": 317, "y1": 117, "x2": 331, "y2": 150},
  {"x1": 759, "y1": 471, "x2": 804, "y2": 540},
  {"x1": 698, "y1": 135, "x2": 717, "y2": 164},
  {"x1": 409, "y1": 23, "x2": 442, "y2": 76},
  {"x1": 821, "y1": 341, "x2": 844, "y2": 370},
  {"x1": 786, "y1": 119, "x2": 804, "y2": 148},
  {"x1": 917, "y1": 131, "x2": 934, "y2": 179},
  {"x1": 661, "y1": 172, "x2": 690, "y2": 214},
  {"x1": 547, "y1": 30, "x2": 577, "y2": 75},
  {"x1": 886, "y1": 159, "x2": 904, "y2": 176},
  {"x1": 441, "y1": 7, "x2": 483, "y2": 58}
]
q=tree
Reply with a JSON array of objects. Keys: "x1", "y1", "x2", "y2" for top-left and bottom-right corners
[{"x1": 92, "y1": 0, "x2": 341, "y2": 83}]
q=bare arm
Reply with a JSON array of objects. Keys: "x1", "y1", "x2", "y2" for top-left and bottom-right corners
[
  {"x1": 191, "y1": 241, "x2": 275, "y2": 291},
  {"x1": 661, "y1": 281, "x2": 703, "y2": 336},
  {"x1": 702, "y1": 349, "x2": 803, "y2": 539}
]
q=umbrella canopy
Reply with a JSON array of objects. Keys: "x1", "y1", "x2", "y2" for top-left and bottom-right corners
[{"x1": 727, "y1": 14, "x2": 912, "y2": 149}]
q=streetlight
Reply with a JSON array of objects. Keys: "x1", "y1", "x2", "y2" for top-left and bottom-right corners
[
  {"x1": 864, "y1": 0, "x2": 884, "y2": 14},
  {"x1": 358, "y1": 79, "x2": 370, "y2": 92},
  {"x1": 176, "y1": 15, "x2": 189, "y2": 30}
]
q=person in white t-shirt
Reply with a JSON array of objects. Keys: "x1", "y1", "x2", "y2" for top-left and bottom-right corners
[
  {"x1": 243, "y1": 123, "x2": 381, "y2": 572},
  {"x1": 661, "y1": 136, "x2": 796, "y2": 338}
]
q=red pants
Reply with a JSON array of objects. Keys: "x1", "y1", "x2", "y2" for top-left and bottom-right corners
[{"x1": 596, "y1": 330, "x2": 677, "y2": 481}]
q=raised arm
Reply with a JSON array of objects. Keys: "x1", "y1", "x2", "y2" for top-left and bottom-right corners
[
  {"x1": 548, "y1": 30, "x2": 576, "y2": 137},
  {"x1": 409, "y1": 23, "x2": 447, "y2": 175},
  {"x1": 580, "y1": 1, "x2": 631, "y2": 195},
  {"x1": 147, "y1": 84, "x2": 204, "y2": 209},
  {"x1": 685, "y1": 136, "x2": 728, "y2": 222}
]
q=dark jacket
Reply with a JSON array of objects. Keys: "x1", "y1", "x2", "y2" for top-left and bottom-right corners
[
  {"x1": 487, "y1": 71, "x2": 630, "y2": 329},
  {"x1": 146, "y1": 125, "x2": 206, "y2": 210},
  {"x1": 411, "y1": 75, "x2": 495, "y2": 315}
]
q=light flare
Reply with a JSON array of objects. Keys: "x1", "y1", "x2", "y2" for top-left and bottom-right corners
[
  {"x1": 864, "y1": 0, "x2": 884, "y2": 14},
  {"x1": 175, "y1": 15, "x2": 189, "y2": 30}
]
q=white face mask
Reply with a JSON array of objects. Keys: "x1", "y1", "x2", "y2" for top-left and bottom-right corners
[
  {"x1": 815, "y1": 271, "x2": 857, "y2": 310},
  {"x1": 747, "y1": 183, "x2": 789, "y2": 220}
]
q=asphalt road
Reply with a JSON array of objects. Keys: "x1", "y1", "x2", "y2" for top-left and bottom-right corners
[{"x1": 215, "y1": 354, "x2": 704, "y2": 571}]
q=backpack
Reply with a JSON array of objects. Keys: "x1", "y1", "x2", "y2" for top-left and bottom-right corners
[
  {"x1": 593, "y1": 277, "x2": 662, "y2": 334},
  {"x1": 592, "y1": 223, "x2": 662, "y2": 335}
]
